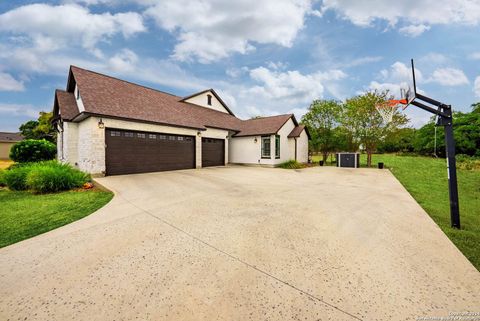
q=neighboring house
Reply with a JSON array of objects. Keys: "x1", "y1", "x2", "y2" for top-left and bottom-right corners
[
  {"x1": 53, "y1": 66, "x2": 310, "y2": 176},
  {"x1": 0, "y1": 132, "x2": 23, "y2": 160}
]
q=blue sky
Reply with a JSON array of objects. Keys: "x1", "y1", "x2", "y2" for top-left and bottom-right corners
[{"x1": 0, "y1": 0, "x2": 479, "y2": 132}]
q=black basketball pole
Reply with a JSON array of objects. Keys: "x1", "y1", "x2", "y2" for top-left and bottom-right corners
[{"x1": 408, "y1": 59, "x2": 461, "y2": 229}]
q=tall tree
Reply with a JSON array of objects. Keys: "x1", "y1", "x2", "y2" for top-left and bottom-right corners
[
  {"x1": 19, "y1": 111, "x2": 56, "y2": 142},
  {"x1": 301, "y1": 99, "x2": 342, "y2": 162},
  {"x1": 342, "y1": 91, "x2": 408, "y2": 166}
]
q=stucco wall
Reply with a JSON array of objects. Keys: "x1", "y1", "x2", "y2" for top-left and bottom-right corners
[
  {"x1": 296, "y1": 129, "x2": 309, "y2": 163},
  {"x1": 70, "y1": 116, "x2": 230, "y2": 175},
  {"x1": 0, "y1": 142, "x2": 16, "y2": 159},
  {"x1": 229, "y1": 118, "x2": 297, "y2": 166},
  {"x1": 184, "y1": 91, "x2": 229, "y2": 114}
]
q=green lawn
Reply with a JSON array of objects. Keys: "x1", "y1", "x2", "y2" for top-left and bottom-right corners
[
  {"x1": 0, "y1": 188, "x2": 113, "y2": 248},
  {"x1": 313, "y1": 153, "x2": 480, "y2": 270}
]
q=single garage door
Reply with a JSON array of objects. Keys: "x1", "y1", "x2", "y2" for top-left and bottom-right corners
[
  {"x1": 105, "y1": 128, "x2": 195, "y2": 175},
  {"x1": 202, "y1": 138, "x2": 225, "y2": 167}
]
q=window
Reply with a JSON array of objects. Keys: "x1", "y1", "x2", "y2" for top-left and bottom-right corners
[
  {"x1": 137, "y1": 133, "x2": 145, "y2": 138},
  {"x1": 207, "y1": 94, "x2": 212, "y2": 106},
  {"x1": 149, "y1": 134, "x2": 156, "y2": 139},
  {"x1": 76, "y1": 87, "x2": 81, "y2": 100},
  {"x1": 110, "y1": 131, "x2": 121, "y2": 137},
  {"x1": 159, "y1": 135, "x2": 166, "y2": 140},
  {"x1": 261, "y1": 136, "x2": 271, "y2": 158},
  {"x1": 168, "y1": 135, "x2": 176, "y2": 140},
  {"x1": 124, "y1": 132, "x2": 134, "y2": 138},
  {"x1": 178, "y1": 136, "x2": 184, "y2": 141},
  {"x1": 275, "y1": 135, "x2": 280, "y2": 158}
]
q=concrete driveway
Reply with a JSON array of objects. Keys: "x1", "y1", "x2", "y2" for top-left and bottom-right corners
[{"x1": 1, "y1": 166, "x2": 479, "y2": 321}]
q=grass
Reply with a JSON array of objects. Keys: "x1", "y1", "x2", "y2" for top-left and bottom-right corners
[
  {"x1": 277, "y1": 160, "x2": 306, "y2": 169},
  {"x1": 0, "y1": 159, "x2": 13, "y2": 169},
  {"x1": 0, "y1": 188, "x2": 113, "y2": 248},
  {"x1": 313, "y1": 153, "x2": 480, "y2": 270}
]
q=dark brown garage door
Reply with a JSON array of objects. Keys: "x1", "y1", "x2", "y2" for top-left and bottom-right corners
[
  {"x1": 105, "y1": 128, "x2": 195, "y2": 175},
  {"x1": 202, "y1": 138, "x2": 225, "y2": 167}
]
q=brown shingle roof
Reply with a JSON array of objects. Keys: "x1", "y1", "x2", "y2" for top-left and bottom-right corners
[
  {"x1": 55, "y1": 90, "x2": 79, "y2": 121},
  {"x1": 70, "y1": 66, "x2": 240, "y2": 130},
  {"x1": 234, "y1": 114, "x2": 294, "y2": 137},
  {"x1": 57, "y1": 66, "x2": 300, "y2": 137},
  {"x1": 288, "y1": 125, "x2": 305, "y2": 137},
  {"x1": 0, "y1": 132, "x2": 23, "y2": 143}
]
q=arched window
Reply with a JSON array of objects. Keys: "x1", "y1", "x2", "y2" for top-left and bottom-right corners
[{"x1": 207, "y1": 94, "x2": 212, "y2": 106}]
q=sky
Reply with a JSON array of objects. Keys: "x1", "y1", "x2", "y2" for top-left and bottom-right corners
[{"x1": 0, "y1": 0, "x2": 479, "y2": 132}]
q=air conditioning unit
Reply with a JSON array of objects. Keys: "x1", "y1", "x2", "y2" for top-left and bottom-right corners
[{"x1": 336, "y1": 153, "x2": 360, "y2": 168}]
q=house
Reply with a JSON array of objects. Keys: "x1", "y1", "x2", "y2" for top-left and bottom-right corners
[
  {"x1": 52, "y1": 66, "x2": 310, "y2": 176},
  {"x1": 0, "y1": 132, "x2": 23, "y2": 159}
]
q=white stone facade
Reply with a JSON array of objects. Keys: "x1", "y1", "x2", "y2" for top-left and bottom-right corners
[{"x1": 58, "y1": 116, "x2": 308, "y2": 175}]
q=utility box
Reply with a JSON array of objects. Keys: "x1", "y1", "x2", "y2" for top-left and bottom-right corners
[{"x1": 336, "y1": 153, "x2": 360, "y2": 168}]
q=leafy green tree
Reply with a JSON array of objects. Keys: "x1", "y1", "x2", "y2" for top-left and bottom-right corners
[
  {"x1": 342, "y1": 91, "x2": 408, "y2": 166},
  {"x1": 378, "y1": 127, "x2": 416, "y2": 153},
  {"x1": 19, "y1": 112, "x2": 56, "y2": 142},
  {"x1": 301, "y1": 100, "x2": 342, "y2": 162},
  {"x1": 19, "y1": 120, "x2": 39, "y2": 140}
]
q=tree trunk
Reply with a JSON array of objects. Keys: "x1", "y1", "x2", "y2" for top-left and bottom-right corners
[
  {"x1": 322, "y1": 153, "x2": 328, "y2": 162},
  {"x1": 367, "y1": 152, "x2": 372, "y2": 167}
]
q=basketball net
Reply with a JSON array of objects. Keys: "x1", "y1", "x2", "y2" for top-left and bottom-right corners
[{"x1": 375, "y1": 99, "x2": 407, "y2": 124}]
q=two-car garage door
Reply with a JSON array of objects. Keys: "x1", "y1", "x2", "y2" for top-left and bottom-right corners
[
  {"x1": 106, "y1": 128, "x2": 195, "y2": 175},
  {"x1": 105, "y1": 129, "x2": 225, "y2": 175}
]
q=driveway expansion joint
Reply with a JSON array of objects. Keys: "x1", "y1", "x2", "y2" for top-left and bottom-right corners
[{"x1": 123, "y1": 195, "x2": 363, "y2": 321}]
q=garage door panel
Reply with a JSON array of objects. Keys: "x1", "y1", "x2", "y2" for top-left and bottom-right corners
[
  {"x1": 202, "y1": 138, "x2": 225, "y2": 167},
  {"x1": 106, "y1": 129, "x2": 195, "y2": 175}
]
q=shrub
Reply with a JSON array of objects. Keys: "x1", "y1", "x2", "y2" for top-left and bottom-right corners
[
  {"x1": 10, "y1": 139, "x2": 56, "y2": 163},
  {"x1": 277, "y1": 160, "x2": 306, "y2": 169},
  {"x1": 3, "y1": 166, "x2": 31, "y2": 190},
  {"x1": 3, "y1": 161, "x2": 90, "y2": 193},
  {"x1": 26, "y1": 161, "x2": 91, "y2": 193},
  {"x1": 0, "y1": 170, "x2": 6, "y2": 187}
]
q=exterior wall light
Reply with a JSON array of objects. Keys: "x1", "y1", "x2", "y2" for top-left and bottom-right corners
[
  {"x1": 98, "y1": 118, "x2": 105, "y2": 129},
  {"x1": 197, "y1": 131, "x2": 201, "y2": 136},
  {"x1": 254, "y1": 137, "x2": 258, "y2": 143}
]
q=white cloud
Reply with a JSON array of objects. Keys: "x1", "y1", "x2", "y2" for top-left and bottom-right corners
[
  {"x1": 474, "y1": 76, "x2": 480, "y2": 97},
  {"x1": 145, "y1": 0, "x2": 314, "y2": 62},
  {"x1": 0, "y1": 72, "x2": 25, "y2": 91},
  {"x1": 0, "y1": 4, "x2": 145, "y2": 51},
  {"x1": 322, "y1": 0, "x2": 480, "y2": 33},
  {"x1": 399, "y1": 24, "x2": 430, "y2": 37},
  {"x1": 469, "y1": 52, "x2": 480, "y2": 60},
  {"x1": 367, "y1": 62, "x2": 424, "y2": 99},
  {"x1": 0, "y1": 103, "x2": 39, "y2": 118},
  {"x1": 428, "y1": 68, "x2": 469, "y2": 86},
  {"x1": 108, "y1": 49, "x2": 138, "y2": 73},
  {"x1": 223, "y1": 66, "x2": 346, "y2": 119}
]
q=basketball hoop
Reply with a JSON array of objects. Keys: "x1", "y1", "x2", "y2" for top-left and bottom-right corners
[{"x1": 375, "y1": 99, "x2": 407, "y2": 124}]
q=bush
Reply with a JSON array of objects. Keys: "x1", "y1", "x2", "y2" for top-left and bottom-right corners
[
  {"x1": 0, "y1": 170, "x2": 6, "y2": 187},
  {"x1": 26, "y1": 161, "x2": 90, "y2": 193},
  {"x1": 277, "y1": 160, "x2": 306, "y2": 169},
  {"x1": 10, "y1": 139, "x2": 56, "y2": 163},
  {"x1": 3, "y1": 166, "x2": 31, "y2": 190},
  {"x1": 3, "y1": 161, "x2": 90, "y2": 193}
]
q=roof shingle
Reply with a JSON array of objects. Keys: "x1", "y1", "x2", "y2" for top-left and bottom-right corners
[
  {"x1": 0, "y1": 132, "x2": 23, "y2": 143},
  {"x1": 56, "y1": 66, "x2": 301, "y2": 137}
]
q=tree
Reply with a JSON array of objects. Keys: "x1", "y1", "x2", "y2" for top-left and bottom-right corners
[
  {"x1": 378, "y1": 127, "x2": 416, "y2": 153},
  {"x1": 301, "y1": 100, "x2": 342, "y2": 162},
  {"x1": 19, "y1": 120, "x2": 39, "y2": 139},
  {"x1": 19, "y1": 112, "x2": 56, "y2": 142},
  {"x1": 342, "y1": 91, "x2": 408, "y2": 166}
]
